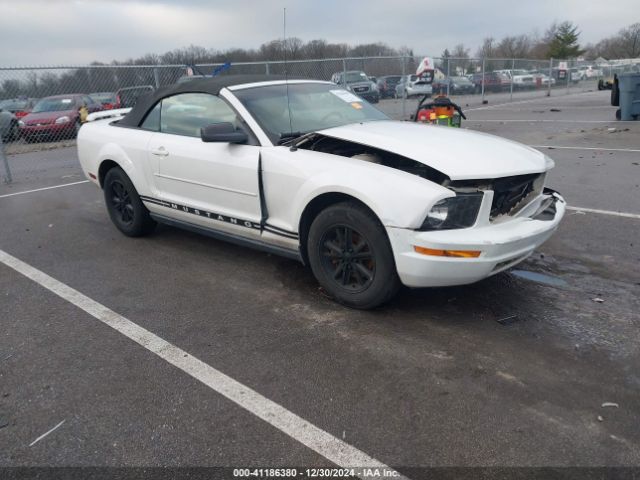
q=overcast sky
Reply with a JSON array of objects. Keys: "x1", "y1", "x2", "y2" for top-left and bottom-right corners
[{"x1": 0, "y1": 0, "x2": 635, "y2": 66}]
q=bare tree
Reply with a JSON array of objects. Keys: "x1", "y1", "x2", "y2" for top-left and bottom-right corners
[
  {"x1": 594, "y1": 23, "x2": 640, "y2": 59},
  {"x1": 475, "y1": 37, "x2": 496, "y2": 58}
]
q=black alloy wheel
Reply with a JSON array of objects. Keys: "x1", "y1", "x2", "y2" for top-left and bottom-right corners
[
  {"x1": 307, "y1": 202, "x2": 401, "y2": 309},
  {"x1": 103, "y1": 166, "x2": 156, "y2": 237},
  {"x1": 319, "y1": 224, "x2": 376, "y2": 293},
  {"x1": 109, "y1": 179, "x2": 135, "y2": 226}
]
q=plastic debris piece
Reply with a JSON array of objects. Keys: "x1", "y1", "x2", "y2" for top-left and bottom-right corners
[
  {"x1": 496, "y1": 314, "x2": 520, "y2": 326},
  {"x1": 597, "y1": 415, "x2": 604, "y2": 422},
  {"x1": 592, "y1": 297, "x2": 605, "y2": 303},
  {"x1": 601, "y1": 402, "x2": 619, "y2": 408}
]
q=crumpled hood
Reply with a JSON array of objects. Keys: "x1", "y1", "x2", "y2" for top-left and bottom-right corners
[{"x1": 318, "y1": 120, "x2": 549, "y2": 180}]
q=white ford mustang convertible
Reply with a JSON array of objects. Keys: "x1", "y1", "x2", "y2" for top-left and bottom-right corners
[{"x1": 78, "y1": 75, "x2": 565, "y2": 308}]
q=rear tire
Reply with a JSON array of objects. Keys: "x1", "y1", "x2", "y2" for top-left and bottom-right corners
[
  {"x1": 103, "y1": 166, "x2": 156, "y2": 237},
  {"x1": 307, "y1": 202, "x2": 401, "y2": 309}
]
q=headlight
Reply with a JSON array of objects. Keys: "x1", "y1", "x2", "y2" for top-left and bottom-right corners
[
  {"x1": 18, "y1": 120, "x2": 25, "y2": 127},
  {"x1": 55, "y1": 116, "x2": 70, "y2": 124},
  {"x1": 420, "y1": 193, "x2": 484, "y2": 230}
]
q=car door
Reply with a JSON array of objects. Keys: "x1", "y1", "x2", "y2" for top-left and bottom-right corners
[{"x1": 147, "y1": 92, "x2": 262, "y2": 237}]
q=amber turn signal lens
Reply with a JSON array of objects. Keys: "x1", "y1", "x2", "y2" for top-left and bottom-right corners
[{"x1": 413, "y1": 246, "x2": 481, "y2": 258}]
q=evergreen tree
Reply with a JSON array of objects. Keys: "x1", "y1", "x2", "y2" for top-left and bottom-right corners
[{"x1": 548, "y1": 22, "x2": 586, "y2": 58}]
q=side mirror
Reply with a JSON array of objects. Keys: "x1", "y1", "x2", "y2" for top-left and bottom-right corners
[{"x1": 201, "y1": 122, "x2": 248, "y2": 144}]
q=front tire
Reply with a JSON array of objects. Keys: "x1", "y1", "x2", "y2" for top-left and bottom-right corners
[
  {"x1": 307, "y1": 202, "x2": 400, "y2": 309},
  {"x1": 103, "y1": 167, "x2": 156, "y2": 237}
]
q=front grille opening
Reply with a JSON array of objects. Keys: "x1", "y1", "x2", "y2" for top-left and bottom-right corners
[
  {"x1": 448, "y1": 172, "x2": 545, "y2": 221},
  {"x1": 490, "y1": 173, "x2": 544, "y2": 219}
]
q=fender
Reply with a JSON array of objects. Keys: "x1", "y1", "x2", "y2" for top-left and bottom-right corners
[{"x1": 260, "y1": 147, "x2": 454, "y2": 233}]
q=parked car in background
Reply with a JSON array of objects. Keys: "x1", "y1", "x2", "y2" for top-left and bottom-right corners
[
  {"x1": 376, "y1": 75, "x2": 402, "y2": 98},
  {"x1": 0, "y1": 109, "x2": 20, "y2": 142},
  {"x1": 19, "y1": 94, "x2": 102, "y2": 142},
  {"x1": 580, "y1": 66, "x2": 603, "y2": 78},
  {"x1": 114, "y1": 85, "x2": 155, "y2": 109},
  {"x1": 569, "y1": 68, "x2": 584, "y2": 83},
  {"x1": 432, "y1": 76, "x2": 475, "y2": 95},
  {"x1": 470, "y1": 72, "x2": 511, "y2": 93},
  {"x1": 90, "y1": 92, "x2": 117, "y2": 109},
  {"x1": 530, "y1": 71, "x2": 556, "y2": 87},
  {"x1": 496, "y1": 70, "x2": 535, "y2": 89},
  {"x1": 331, "y1": 71, "x2": 379, "y2": 103},
  {"x1": 395, "y1": 75, "x2": 432, "y2": 98},
  {"x1": 0, "y1": 97, "x2": 37, "y2": 118}
]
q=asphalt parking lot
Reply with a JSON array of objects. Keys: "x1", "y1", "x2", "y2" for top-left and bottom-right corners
[{"x1": 1, "y1": 89, "x2": 639, "y2": 478}]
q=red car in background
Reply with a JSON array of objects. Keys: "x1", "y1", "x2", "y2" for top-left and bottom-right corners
[
  {"x1": 89, "y1": 92, "x2": 117, "y2": 110},
  {"x1": 19, "y1": 94, "x2": 102, "y2": 142},
  {"x1": 470, "y1": 72, "x2": 511, "y2": 93},
  {"x1": 0, "y1": 97, "x2": 37, "y2": 118},
  {"x1": 113, "y1": 85, "x2": 155, "y2": 109}
]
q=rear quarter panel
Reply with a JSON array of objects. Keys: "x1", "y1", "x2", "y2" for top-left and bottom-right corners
[{"x1": 77, "y1": 121, "x2": 156, "y2": 195}]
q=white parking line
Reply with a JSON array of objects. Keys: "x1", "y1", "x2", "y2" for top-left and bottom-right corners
[
  {"x1": 567, "y1": 206, "x2": 640, "y2": 219},
  {"x1": 0, "y1": 180, "x2": 89, "y2": 199},
  {"x1": 0, "y1": 248, "x2": 406, "y2": 479},
  {"x1": 531, "y1": 145, "x2": 640, "y2": 153},
  {"x1": 29, "y1": 420, "x2": 66, "y2": 447}
]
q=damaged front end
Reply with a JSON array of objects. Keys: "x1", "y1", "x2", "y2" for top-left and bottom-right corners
[{"x1": 293, "y1": 133, "x2": 556, "y2": 228}]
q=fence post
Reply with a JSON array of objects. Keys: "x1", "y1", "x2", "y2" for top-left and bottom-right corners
[
  {"x1": 548, "y1": 57, "x2": 553, "y2": 97},
  {"x1": 566, "y1": 58, "x2": 570, "y2": 95},
  {"x1": 510, "y1": 58, "x2": 515, "y2": 101},
  {"x1": 0, "y1": 137, "x2": 12, "y2": 184},
  {"x1": 153, "y1": 68, "x2": 160, "y2": 89},
  {"x1": 401, "y1": 55, "x2": 406, "y2": 119},
  {"x1": 481, "y1": 57, "x2": 486, "y2": 102},
  {"x1": 265, "y1": 62, "x2": 270, "y2": 75},
  {"x1": 446, "y1": 58, "x2": 450, "y2": 97}
]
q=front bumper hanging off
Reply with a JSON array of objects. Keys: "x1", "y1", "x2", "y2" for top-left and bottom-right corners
[{"x1": 387, "y1": 189, "x2": 566, "y2": 288}]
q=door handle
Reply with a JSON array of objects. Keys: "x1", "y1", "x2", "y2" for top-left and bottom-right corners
[{"x1": 151, "y1": 147, "x2": 169, "y2": 157}]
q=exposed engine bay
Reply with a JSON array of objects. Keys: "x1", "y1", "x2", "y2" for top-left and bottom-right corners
[{"x1": 295, "y1": 134, "x2": 546, "y2": 220}]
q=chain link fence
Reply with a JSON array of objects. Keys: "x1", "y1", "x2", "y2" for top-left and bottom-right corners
[{"x1": 1, "y1": 55, "x2": 638, "y2": 185}]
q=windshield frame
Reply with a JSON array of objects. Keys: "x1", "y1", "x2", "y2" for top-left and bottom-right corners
[{"x1": 228, "y1": 81, "x2": 389, "y2": 146}]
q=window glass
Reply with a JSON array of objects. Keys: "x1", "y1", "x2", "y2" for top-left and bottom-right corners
[
  {"x1": 234, "y1": 83, "x2": 388, "y2": 144},
  {"x1": 160, "y1": 93, "x2": 237, "y2": 137},
  {"x1": 140, "y1": 102, "x2": 161, "y2": 131},
  {"x1": 32, "y1": 97, "x2": 75, "y2": 113}
]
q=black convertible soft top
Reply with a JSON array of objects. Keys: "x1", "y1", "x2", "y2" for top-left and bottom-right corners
[{"x1": 118, "y1": 74, "x2": 289, "y2": 127}]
